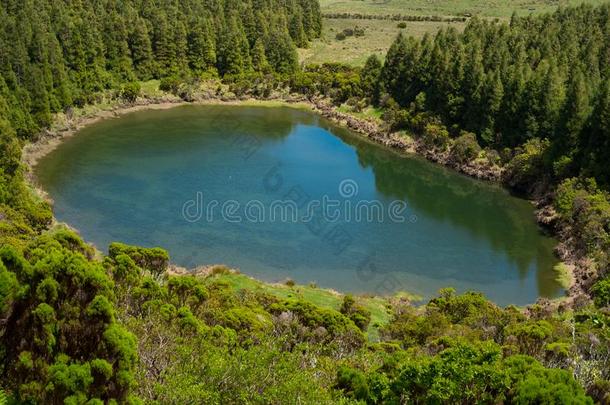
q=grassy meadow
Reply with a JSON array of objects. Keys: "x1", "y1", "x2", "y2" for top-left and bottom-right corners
[
  {"x1": 318, "y1": 0, "x2": 608, "y2": 17},
  {"x1": 202, "y1": 270, "x2": 422, "y2": 340},
  {"x1": 299, "y1": 18, "x2": 466, "y2": 66},
  {"x1": 303, "y1": 0, "x2": 607, "y2": 65}
]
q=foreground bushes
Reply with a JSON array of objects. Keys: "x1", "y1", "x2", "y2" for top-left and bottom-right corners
[
  {"x1": 555, "y1": 178, "x2": 610, "y2": 261},
  {"x1": 337, "y1": 345, "x2": 592, "y2": 404},
  {"x1": 108, "y1": 242, "x2": 169, "y2": 279},
  {"x1": 0, "y1": 231, "x2": 138, "y2": 403},
  {"x1": 2, "y1": 232, "x2": 607, "y2": 402}
]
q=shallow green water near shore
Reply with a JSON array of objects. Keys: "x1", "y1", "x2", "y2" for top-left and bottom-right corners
[{"x1": 35, "y1": 105, "x2": 563, "y2": 305}]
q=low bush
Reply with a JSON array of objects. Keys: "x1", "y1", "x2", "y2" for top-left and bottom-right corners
[
  {"x1": 450, "y1": 131, "x2": 481, "y2": 164},
  {"x1": 120, "y1": 82, "x2": 141, "y2": 103},
  {"x1": 108, "y1": 242, "x2": 169, "y2": 278}
]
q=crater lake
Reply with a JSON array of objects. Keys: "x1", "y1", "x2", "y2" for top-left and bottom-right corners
[{"x1": 35, "y1": 105, "x2": 563, "y2": 305}]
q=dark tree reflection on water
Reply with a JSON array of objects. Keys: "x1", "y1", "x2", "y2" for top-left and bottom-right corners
[{"x1": 35, "y1": 105, "x2": 562, "y2": 303}]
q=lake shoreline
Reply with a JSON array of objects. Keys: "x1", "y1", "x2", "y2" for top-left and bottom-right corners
[
  {"x1": 308, "y1": 99, "x2": 588, "y2": 306},
  {"x1": 23, "y1": 90, "x2": 584, "y2": 309},
  {"x1": 22, "y1": 96, "x2": 315, "y2": 170}
]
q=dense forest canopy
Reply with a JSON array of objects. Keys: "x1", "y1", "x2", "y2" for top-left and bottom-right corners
[
  {"x1": 0, "y1": 0, "x2": 610, "y2": 403},
  {"x1": 355, "y1": 4, "x2": 610, "y2": 291},
  {"x1": 378, "y1": 5, "x2": 610, "y2": 186},
  {"x1": 0, "y1": 0, "x2": 321, "y2": 136}
]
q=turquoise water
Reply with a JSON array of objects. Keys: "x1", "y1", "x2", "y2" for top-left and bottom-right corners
[{"x1": 35, "y1": 105, "x2": 563, "y2": 305}]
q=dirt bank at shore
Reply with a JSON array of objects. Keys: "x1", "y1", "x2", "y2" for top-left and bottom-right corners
[
  {"x1": 308, "y1": 98, "x2": 504, "y2": 182},
  {"x1": 22, "y1": 98, "x2": 185, "y2": 170},
  {"x1": 309, "y1": 98, "x2": 593, "y2": 307}
]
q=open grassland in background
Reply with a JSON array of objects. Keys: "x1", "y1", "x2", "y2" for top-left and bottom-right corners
[
  {"x1": 305, "y1": 0, "x2": 607, "y2": 66},
  {"x1": 318, "y1": 0, "x2": 608, "y2": 18},
  {"x1": 299, "y1": 18, "x2": 466, "y2": 65}
]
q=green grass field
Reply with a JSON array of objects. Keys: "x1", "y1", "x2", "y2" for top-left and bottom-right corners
[
  {"x1": 203, "y1": 271, "x2": 421, "y2": 341},
  {"x1": 300, "y1": 18, "x2": 466, "y2": 66},
  {"x1": 302, "y1": 0, "x2": 607, "y2": 65},
  {"x1": 319, "y1": 0, "x2": 607, "y2": 17}
]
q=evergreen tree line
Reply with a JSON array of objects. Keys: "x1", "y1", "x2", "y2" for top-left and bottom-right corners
[
  {"x1": 0, "y1": 0, "x2": 321, "y2": 138},
  {"x1": 368, "y1": 4, "x2": 610, "y2": 187}
]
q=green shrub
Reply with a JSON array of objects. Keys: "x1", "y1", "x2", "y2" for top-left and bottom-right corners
[
  {"x1": 505, "y1": 320, "x2": 554, "y2": 358},
  {"x1": 554, "y1": 177, "x2": 598, "y2": 218},
  {"x1": 506, "y1": 138, "x2": 550, "y2": 192},
  {"x1": 167, "y1": 276, "x2": 209, "y2": 308},
  {"x1": 505, "y1": 355, "x2": 593, "y2": 404},
  {"x1": 340, "y1": 294, "x2": 372, "y2": 331},
  {"x1": 159, "y1": 76, "x2": 182, "y2": 94},
  {"x1": 450, "y1": 131, "x2": 481, "y2": 164},
  {"x1": 386, "y1": 342, "x2": 507, "y2": 403},
  {"x1": 422, "y1": 122, "x2": 450, "y2": 150},
  {"x1": 336, "y1": 366, "x2": 370, "y2": 401},
  {"x1": 269, "y1": 299, "x2": 365, "y2": 346},
  {"x1": 110, "y1": 254, "x2": 142, "y2": 287},
  {"x1": 120, "y1": 82, "x2": 141, "y2": 103},
  {"x1": 554, "y1": 178, "x2": 610, "y2": 258},
  {"x1": 0, "y1": 233, "x2": 137, "y2": 402},
  {"x1": 108, "y1": 243, "x2": 169, "y2": 278},
  {"x1": 381, "y1": 103, "x2": 411, "y2": 131},
  {"x1": 592, "y1": 277, "x2": 610, "y2": 307}
]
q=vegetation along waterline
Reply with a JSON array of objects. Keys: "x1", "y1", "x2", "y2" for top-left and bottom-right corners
[
  {"x1": 23, "y1": 84, "x2": 583, "y2": 304},
  {"x1": 0, "y1": 0, "x2": 609, "y2": 403},
  {"x1": 33, "y1": 102, "x2": 563, "y2": 306}
]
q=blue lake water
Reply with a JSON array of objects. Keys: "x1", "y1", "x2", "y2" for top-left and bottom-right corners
[{"x1": 35, "y1": 105, "x2": 563, "y2": 305}]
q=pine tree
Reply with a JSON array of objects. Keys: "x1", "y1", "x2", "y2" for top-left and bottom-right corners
[
  {"x1": 308, "y1": 0, "x2": 322, "y2": 38},
  {"x1": 217, "y1": 16, "x2": 250, "y2": 75},
  {"x1": 265, "y1": 19, "x2": 298, "y2": 74},
  {"x1": 289, "y1": 8, "x2": 308, "y2": 48},
  {"x1": 360, "y1": 55, "x2": 382, "y2": 105},
  {"x1": 539, "y1": 62, "x2": 566, "y2": 138},
  {"x1": 300, "y1": 0, "x2": 316, "y2": 39},
  {"x1": 102, "y1": 9, "x2": 134, "y2": 80},
  {"x1": 446, "y1": 40, "x2": 466, "y2": 122},
  {"x1": 583, "y1": 78, "x2": 610, "y2": 184},
  {"x1": 251, "y1": 38, "x2": 271, "y2": 73},
  {"x1": 426, "y1": 32, "x2": 451, "y2": 115},
  {"x1": 499, "y1": 64, "x2": 529, "y2": 145},
  {"x1": 0, "y1": 74, "x2": 36, "y2": 139},
  {"x1": 0, "y1": 91, "x2": 20, "y2": 178},
  {"x1": 480, "y1": 69, "x2": 504, "y2": 144},
  {"x1": 381, "y1": 33, "x2": 409, "y2": 104},
  {"x1": 173, "y1": 20, "x2": 190, "y2": 74},
  {"x1": 47, "y1": 34, "x2": 73, "y2": 111},
  {"x1": 152, "y1": 13, "x2": 176, "y2": 76},
  {"x1": 188, "y1": 19, "x2": 216, "y2": 74},
  {"x1": 560, "y1": 69, "x2": 591, "y2": 153},
  {"x1": 25, "y1": 65, "x2": 52, "y2": 128},
  {"x1": 462, "y1": 41, "x2": 485, "y2": 133},
  {"x1": 129, "y1": 18, "x2": 154, "y2": 79}
]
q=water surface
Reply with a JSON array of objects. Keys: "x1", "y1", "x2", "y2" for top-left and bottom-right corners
[{"x1": 35, "y1": 105, "x2": 562, "y2": 305}]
